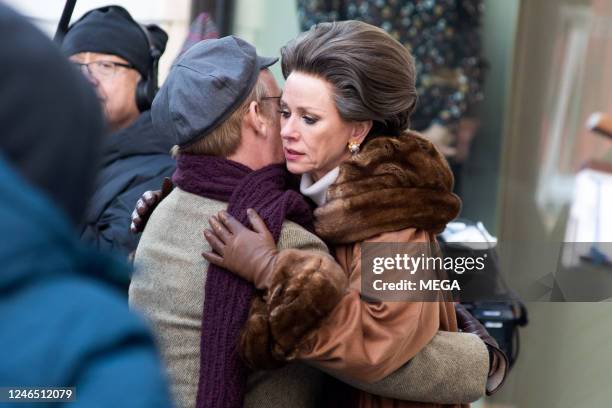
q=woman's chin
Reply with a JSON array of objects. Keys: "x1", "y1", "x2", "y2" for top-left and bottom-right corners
[{"x1": 285, "y1": 161, "x2": 309, "y2": 175}]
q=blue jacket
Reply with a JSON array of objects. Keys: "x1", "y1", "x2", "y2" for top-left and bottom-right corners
[
  {"x1": 81, "y1": 111, "x2": 175, "y2": 257},
  {"x1": 0, "y1": 157, "x2": 173, "y2": 408}
]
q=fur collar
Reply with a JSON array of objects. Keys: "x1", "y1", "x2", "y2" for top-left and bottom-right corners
[{"x1": 314, "y1": 132, "x2": 461, "y2": 244}]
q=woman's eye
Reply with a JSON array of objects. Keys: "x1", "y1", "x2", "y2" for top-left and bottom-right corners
[
  {"x1": 303, "y1": 116, "x2": 317, "y2": 125},
  {"x1": 278, "y1": 109, "x2": 290, "y2": 118}
]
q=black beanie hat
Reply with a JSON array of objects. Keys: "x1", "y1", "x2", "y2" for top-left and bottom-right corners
[{"x1": 61, "y1": 5, "x2": 168, "y2": 78}]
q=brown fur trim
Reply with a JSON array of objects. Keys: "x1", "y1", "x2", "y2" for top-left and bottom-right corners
[
  {"x1": 238, "y1": 296, "x2": 285, "y2": 370},
  {"x1": 315, "y1": 132, "x2": 461, "y2": 244},
  {"x1": 239, "y1": 250, "x2": 348, "y2": 368}
]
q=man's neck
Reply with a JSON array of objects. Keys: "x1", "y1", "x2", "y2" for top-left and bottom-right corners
[
  {"x1": 228, "y1": 131, "x2": 281, "y2": 171},
  {"x1": 227, "y1": 149, "x2": 259, "y2": 171}
]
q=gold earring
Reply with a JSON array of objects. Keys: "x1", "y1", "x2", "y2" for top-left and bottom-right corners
[{"x1": 348, "y1": 141, "x2": 360, "y2": 155}]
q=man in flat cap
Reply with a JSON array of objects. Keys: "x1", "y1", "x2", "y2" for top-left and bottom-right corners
[
  {"x1": 129, "y1": 36, "x2": 493, "y2": 408},
  {"x1": 61, "y1": 5, "x2": 175, "y2": 257}
]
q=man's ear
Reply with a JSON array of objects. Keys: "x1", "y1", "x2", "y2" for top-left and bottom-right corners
[
  {"x1": 349, "y1": 120, "x2": 373, "y2": 145},
  {"x1": 245, "y1": 101, "x2": 265, "y2": 136}
]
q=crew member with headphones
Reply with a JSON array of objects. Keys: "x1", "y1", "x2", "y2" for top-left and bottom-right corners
[{"x1": 61, "y1": 5, "x2": 176, "y2": 257}]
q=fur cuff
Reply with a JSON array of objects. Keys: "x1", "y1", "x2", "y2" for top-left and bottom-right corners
[
  {"x1": 240, "y1": 250, "x2": 347, "y2": 369},
  {"x1": 239, "y1": 296, "x2": 285, "y2": 370}
]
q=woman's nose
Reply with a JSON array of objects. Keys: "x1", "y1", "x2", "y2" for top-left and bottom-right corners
[{"x1": 280, "y1": 117, "x2": 298, "y2": 141}]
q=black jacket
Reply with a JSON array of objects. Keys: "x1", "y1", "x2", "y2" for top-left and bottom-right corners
[{"x1": 81, "y1": 111, "x2": 175, "y2": 256}]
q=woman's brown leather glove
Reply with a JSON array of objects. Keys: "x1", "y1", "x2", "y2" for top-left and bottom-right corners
[
  {"x1": 455, "y1": 303, "x2": 509, "y2": 395},
  {"x1": 130, "y1": 177, "x2": 173, "y2": 233},
  {"x1": 202, "y1": 209, "x2": 278, "y2": 289},
  {"x1": 202, "y1": 209, "x2": 348, "y2": 369}
]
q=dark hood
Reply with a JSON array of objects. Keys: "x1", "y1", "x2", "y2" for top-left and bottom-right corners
[
  {"x1": 0, "y1": 4, "x2": 105, "y2": 227},
  {"x1": 100, "y1": 110, "x2": 174, "y2": 167}
]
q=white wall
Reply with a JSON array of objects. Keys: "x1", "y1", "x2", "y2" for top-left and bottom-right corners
[{"x1": 3, "y1": 0, "x2": 191, "y2": 82}]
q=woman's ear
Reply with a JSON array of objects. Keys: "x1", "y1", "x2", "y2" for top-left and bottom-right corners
[{"x1": 350, "y1": 120, "x2": 373, "y2": 145}]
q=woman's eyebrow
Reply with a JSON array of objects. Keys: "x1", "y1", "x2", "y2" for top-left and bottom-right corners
[{"x1": 280, "y1": 100, "x2": 324, "y2": 114}]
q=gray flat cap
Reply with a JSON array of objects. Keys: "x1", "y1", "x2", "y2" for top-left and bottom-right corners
[{"x1": 152, "y1": 35, "x2": 277, "y2": 147}]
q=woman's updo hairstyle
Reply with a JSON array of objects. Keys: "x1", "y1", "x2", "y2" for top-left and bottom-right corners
[{"x1": 280, "y1": 20, "x2": 418, "y2": 138}]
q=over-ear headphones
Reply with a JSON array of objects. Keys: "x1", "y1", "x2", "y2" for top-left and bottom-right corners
[{"x1": 135, "y1": 24, "x2": 161, "y2": 112}]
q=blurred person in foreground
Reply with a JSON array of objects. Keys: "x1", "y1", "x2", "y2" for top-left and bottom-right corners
[
  {"x1": 130, "y1": 35, "x2": 498, "y2": 408},
  {"x1": 0, "y1": 4, "x2": 172, "y2": 407},
  {"x1": 60, "y1": 5, "x2": 175, "y2": 257}
]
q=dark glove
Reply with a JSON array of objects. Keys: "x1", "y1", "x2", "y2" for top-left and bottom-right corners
[
  {"x1": 455, "y1": 303, "x2": 509, "y2": 395},
  {"x1": 202, "y1": 209, "x2": 278, "y2": 289},
  {"x1": 130, "y1": 177, "x2": 173, "y2": 233}
]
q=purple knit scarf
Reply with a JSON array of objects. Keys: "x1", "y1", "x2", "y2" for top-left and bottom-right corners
[{"x1": 172, "y1": 154, "x2": 314, "y2": 408}]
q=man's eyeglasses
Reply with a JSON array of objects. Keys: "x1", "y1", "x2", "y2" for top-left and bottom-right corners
[{"x1": 72, "y1": 60, "x2": 135, "y2": 79}]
